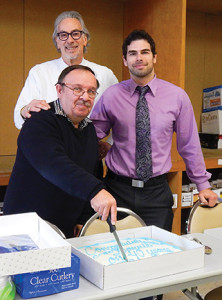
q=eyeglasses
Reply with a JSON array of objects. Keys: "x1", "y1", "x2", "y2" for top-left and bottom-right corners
[
  {"x1": 57, "y1": 30, "x2": 85, "y2": 41},
  {"x1": 61, "y1": 83, "x2": 98, "y2": 99}
]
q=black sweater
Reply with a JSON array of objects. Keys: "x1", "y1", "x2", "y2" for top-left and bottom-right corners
[{"x1": 4, "y1": 103, "x2": 105, "y2": 237}]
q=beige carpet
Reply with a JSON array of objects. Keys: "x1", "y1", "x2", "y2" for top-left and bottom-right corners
[{"x1": 163, "y1": 280, "x2": 222, "y2": 299}]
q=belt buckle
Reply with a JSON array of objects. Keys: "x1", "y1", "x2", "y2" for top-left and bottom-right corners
[{"x1": 132, "y1": 179, "x2": 144, "y2": 188}]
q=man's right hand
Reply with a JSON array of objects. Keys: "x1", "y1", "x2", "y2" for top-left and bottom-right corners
[
  {"x1": 90, "y1": 189, "x2": 117, "y2": 225},
  {"x1": 21, "y1": 100, "x2": 50, "y2": 119}
]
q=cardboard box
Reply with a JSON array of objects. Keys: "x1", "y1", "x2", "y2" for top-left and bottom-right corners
[
  {"x1": 217, "y1": 179, "x2": 222, "y2": 188},
  {"x1": 69, "y1": 226, "x2": 204, "y2": 290},
  {"x1": 218, "y1": 139, "x2": 222, "y2": 149},
  {"x1": 189, "y1": 183, "x2": 198, "y2": 193},
  {"x1": 181, "y1": 192, "x2": 193, "y2": 207},
  {"x1": 0, "y1": 213, "x2": 71, "y2": 276},
  {"x1": 211, "y1": 188, "x2": 222, "y2": 199},
  {"x1": 202, "y1": 110, "x2": 222, "y2": 134},
  {"x1": 203, "y1": 85, "x2": 222, "y2": 112},
  {"x1": 193, "y1": 194, "x2": 199, "y2": 203},
  {"x1": 182, "y1": 185, "x2": 189, "y2": 192},
  {"x1": 210, "y1": 180, "x2": 218, "y2": 189},
  {"x1": 13, "y1": 253, "x2": 80, "y2": 299},
  {"x1": 172, "y1": 194, "x2": 178, "y2": 208}
]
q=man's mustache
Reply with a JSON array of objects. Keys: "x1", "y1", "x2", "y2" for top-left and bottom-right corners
[{"x1": 75, "y1": 100, "x2": 91, "y2": 107}]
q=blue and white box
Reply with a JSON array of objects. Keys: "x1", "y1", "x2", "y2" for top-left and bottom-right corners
[
  {"x1": 13, "y1": 253, "x2": 80, "y2": 298},
  {"x1": 203, "y1": 85, "x2": 222, "y2": 112}
]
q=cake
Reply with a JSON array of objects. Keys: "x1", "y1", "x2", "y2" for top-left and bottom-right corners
[{"x1": 77, "y1": 237, "x2": 181, "y2": 265}]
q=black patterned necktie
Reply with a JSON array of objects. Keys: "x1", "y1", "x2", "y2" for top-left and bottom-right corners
[{"x1": 135, "y1": 85, "x2": 152, "y2": 182}]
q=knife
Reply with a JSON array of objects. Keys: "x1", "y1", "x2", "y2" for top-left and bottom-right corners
[{"x1": 107, "y1": 215, "x2": 128, "y2": 262}]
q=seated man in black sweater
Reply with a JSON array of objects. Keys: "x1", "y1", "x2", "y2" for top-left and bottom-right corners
[{"x1": 3, "y1": 65, "x2": 117, "y2": 238}]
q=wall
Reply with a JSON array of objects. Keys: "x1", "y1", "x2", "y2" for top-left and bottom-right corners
[
  {"x1": 0, "y1": 0, "x2": 123, "y2": 155},
  {"x1": 185, "y1": 10, "x2": 222, "y2": 130},
  {"x1": 0, "y1": 1, "x2": 23, "y2": 154},
  {"x1": 123, "y1": 0, "x2": 186, "y2": 88}
]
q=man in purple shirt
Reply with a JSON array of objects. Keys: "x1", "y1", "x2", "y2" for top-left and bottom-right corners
[
  {"x1": 91, "y1": 29, "x2": 217, "y2": 299},
  {"x1": 91, "y1": 29, "x2": 217, "y2": 231}
]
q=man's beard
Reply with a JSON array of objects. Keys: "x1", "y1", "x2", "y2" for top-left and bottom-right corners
[{"x1": 129, "y1": 65, "x2": 153, "y2": 78}]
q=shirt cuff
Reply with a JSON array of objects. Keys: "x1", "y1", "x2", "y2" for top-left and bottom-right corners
[{"x1": 196, "y1": 181, "x2": 211, "y2": 192}]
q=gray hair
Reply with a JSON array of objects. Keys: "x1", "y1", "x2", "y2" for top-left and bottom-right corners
[{"x1": 52, "y1": 11, "x2": 90, "y2": 53}]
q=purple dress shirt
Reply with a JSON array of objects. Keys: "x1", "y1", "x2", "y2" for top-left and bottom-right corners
[{"x1": 90, "y1": 75, "x2": 211, "y2": 192}]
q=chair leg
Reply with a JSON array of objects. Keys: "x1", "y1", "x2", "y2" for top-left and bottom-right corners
[{"x1": 182, "y1": 287, "x2": 204, "y2": 300}]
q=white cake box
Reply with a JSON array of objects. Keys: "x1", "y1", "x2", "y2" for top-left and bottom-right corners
[
  {"x1": 0, "y1": 212, "x2": 71, "y2": 276},
  {"x1": 69, "y1": 226, "x2": 204, "y2": 290},
  {"x1": 201, "y1": 110, "x2": 222, "y2": 134}
]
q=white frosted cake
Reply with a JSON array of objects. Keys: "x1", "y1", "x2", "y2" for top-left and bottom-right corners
[{"x1": 77, "y1": 237, "x2": 181, "y2": 265}]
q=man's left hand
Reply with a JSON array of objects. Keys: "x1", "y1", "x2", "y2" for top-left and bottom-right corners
[{"x1": 199, "y1": 188, "x2": 218, "y2": 207}]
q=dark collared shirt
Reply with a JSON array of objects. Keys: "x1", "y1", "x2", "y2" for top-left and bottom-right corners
[{"x1": 53, "y1": 98, "x2": 91, "y2": 130}]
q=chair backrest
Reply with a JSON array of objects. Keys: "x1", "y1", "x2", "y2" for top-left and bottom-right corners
[
  {"x1": 187, "y1": 199, "x2": 222, "y2": 234},
  {"x1": 79, "y1": 207, "x2": 146, "y2": 237},
  {"x1": 45, "y1": 220, "x2": 66, "y2": 239}
]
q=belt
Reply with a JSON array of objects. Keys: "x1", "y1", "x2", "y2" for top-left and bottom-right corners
[{"x1": 106, "y1": 169, "x2": 167, "y2": 188}]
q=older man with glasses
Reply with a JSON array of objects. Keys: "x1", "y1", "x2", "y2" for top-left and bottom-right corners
[
  {"x1": 14, "y1": 10, "x2": 118, "y2": 130},
  {"x1": 4, "y1": 65, "x2": 117, "y2": 238}
]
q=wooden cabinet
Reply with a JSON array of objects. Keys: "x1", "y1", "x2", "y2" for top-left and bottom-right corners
[{"x1": 169, "y1": 150, "x2": 222, "y2": 234}]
